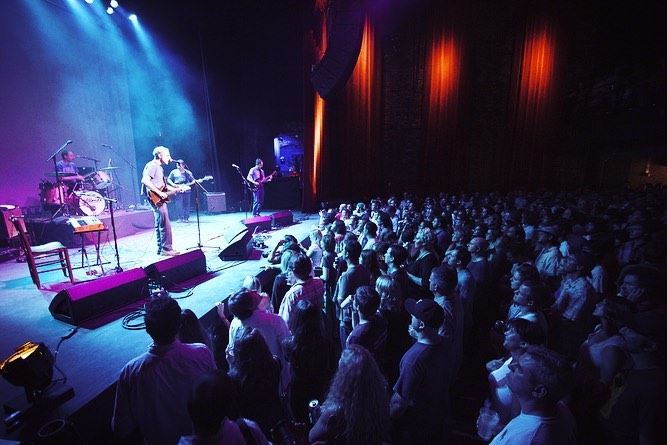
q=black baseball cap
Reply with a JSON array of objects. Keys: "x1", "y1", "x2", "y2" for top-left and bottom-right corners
[{"x1": 405, "y1": 298, "x2": 444, "y2": 329}]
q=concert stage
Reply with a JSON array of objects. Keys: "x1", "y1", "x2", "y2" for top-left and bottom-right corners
[{"x1": 0, "y1": 210, "x2": 317, "y2": 442}]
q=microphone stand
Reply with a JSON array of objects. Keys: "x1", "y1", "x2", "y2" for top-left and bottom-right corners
[
  {"x1": 104, "y1": 197, "x2": 123, "y2": 273},
  {"x1": 46, "y1": 140, "x2": 73, "y2": 220},
  {"x1": 186, "y1": 177, "x2": 218, "y2": 251},
  {"x1": 233, "y1": 165, "x2": 251, "y2": 219}
]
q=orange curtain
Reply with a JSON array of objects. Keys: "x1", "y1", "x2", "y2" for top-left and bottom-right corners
[
  {"x1": 424, "y1": 27, "x2": 462, "y2": 190},
  {"x1": 507, "y1": 16, "x2": 559, "y2": 188}
]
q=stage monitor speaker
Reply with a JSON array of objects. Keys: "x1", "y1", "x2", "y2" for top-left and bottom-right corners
[
  {"x1": 0, "y1": 206, "x2": 21, "y2": 241},
  {"x1": 206, "y1": 192, "x2": 227, "y2": 213},
  {"x1": 311, "y1": 0, "x2": 365, "y2": 99},
  {"x1": 218, "y1": 222, "x2": 253, "y2": 261},
  {"x1": 49, "y1": 268, "x2": 149, "y2": 325},
  {"x1": 242, "y1": 216, "x2": 272, "y2": 233},
  {"x1": 144, "y1": 249, "x2": 207, "y2": 289},
  {"x1": 271, "y1": 210, "x2": 293, "y2": 228}
]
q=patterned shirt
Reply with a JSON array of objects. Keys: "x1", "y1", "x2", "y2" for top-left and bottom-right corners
[
  {"x1": 278, "y1": 278, "x2": 324, "y2": 326},
  {"x1": 553, "y1": 276, "x2": 597, "y2": 322}
]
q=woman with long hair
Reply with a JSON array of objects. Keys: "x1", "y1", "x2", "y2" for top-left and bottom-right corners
[
  {"x1": 178, "y1": 309, "x2": 210, "y2": 347},
  {"x1": 309, "y1": 345, "x2": 389, "y2": 445},
  {"x1": 227, "y1": 327, "x2": 283, "y2": 435},
  {"x1": 283, "y1": 300, "x2": 332, "y2": 421},
  {"x1": 360, "y1": 249, "x2": 381, "y2": 288}
]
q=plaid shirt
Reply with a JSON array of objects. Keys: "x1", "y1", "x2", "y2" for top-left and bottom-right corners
[
  {"x1": 278, "y1": 278, "x2": 324, "y2": 326},
  {"x1": 553, "y1": 276, "x2": 597, "y2": 322}
]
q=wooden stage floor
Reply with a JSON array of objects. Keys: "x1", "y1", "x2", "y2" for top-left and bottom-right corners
[{"x1": 0, "y1": 210, "x2": 317, "y2": 441}]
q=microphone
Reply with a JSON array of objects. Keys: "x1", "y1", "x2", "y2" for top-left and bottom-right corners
[
  {"x1": 232, "y1": 163, "x2": 239, "y2": 169},
  {"x1": 101, "y1": 144, "x2": 112, "y2": 148},
  {"x1": 66, "y1": 140, "x2": 73, "y2": 144},
  {"x1": 176, "y1": 159, "x2": 185, "y2": 164}
]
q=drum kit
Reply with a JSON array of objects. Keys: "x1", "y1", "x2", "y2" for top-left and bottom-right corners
[{"x1": 39, "y1": 166, "x2": 119, "y2": 217}]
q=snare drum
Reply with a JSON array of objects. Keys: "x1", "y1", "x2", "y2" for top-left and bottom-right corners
[
  {"x1": 40, "y1": 182, "x2": 68, "y2": 205},
  {"x1": 73, "y1": 191, "x2": 105, "y2": 216},
  {"x1": 90, "y1": 171, "x2": 112, "y2": 190}
]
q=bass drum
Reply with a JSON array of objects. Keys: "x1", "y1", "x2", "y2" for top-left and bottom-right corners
[{"x1": 73, "y1": 191, "x2": 105, "y2": 216}]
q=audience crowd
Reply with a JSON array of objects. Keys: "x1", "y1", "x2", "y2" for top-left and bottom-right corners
[{"x1": 112, "y1": 187, "x2": 667, "y2": 444}]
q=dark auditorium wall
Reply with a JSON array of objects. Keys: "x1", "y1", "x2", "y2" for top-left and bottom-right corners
[{"x1": 306, "y1": 0, "x2": 667, "y2": 203}]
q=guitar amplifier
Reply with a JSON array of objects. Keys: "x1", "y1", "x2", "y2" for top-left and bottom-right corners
[
  {"x1": 206, "y1": 192, "x2": 226, "y2": 213},
  {"x1": 67, "y1": 216, "x2": 105, "y2": 233}
]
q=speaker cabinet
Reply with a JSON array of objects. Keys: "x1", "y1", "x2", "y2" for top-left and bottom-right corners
[
  {"x1": 242, "y1": 216, "x2": 272, "y2": 233},
  {"x1": 144, "y1": 249, "x2": 207, "y2": 289},
  {"x1": 311, "y1": 0, "x2": 365, "y2": 99},
  {"x1": 271, "y1": 210, "x2": 293, "y2": 228},
  {"x1": 206, "y1": 192, "x2": 227, "y2": 213},
  {"x1": 49, "y1": 268, "x2": 149, "y2": 325},
  {"x1": 218, "y1": 222, "x2": 253, "y2": 261}
]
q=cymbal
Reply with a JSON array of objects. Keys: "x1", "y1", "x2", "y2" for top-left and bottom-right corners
[
  {"x1": 100, "y1": 166, "x2": 120, "y2": 170},
  {"x1": 45, "y1": 172, "x2": 76, "y2": 177}
]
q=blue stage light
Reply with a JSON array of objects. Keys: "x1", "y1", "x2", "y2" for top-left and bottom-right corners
[
  {"x1": 129, "y1": 14, "x2": 138, "y2": 23},
  {"x1": 110, "y1": 0, "x2": 119, "y2": 8},
  {"x1": 84, "y1": 0, "x2": 94, "y2": 4},
  {"x1": 106, "y1": 6, "x2": 113, "y2": 14}
]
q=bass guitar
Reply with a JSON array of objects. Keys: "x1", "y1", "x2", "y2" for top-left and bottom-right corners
[{"x1": 248, "y1": 170, "x2": 277, "y2": 192}]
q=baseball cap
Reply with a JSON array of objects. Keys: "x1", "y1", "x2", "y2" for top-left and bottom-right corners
[{"x1": 405, "y1": 298, "x2": 444, "y2": 329}]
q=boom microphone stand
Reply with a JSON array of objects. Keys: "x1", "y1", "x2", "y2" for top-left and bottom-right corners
[
  {"x1": 186, "y1": 171, "x2": 218, "y2": 251},
  {"x1": 232, "y1": 164, "x2": 251, "y2": 219},
  {"x1": 46, "y1": 139, "x2": 73, "y2": 219}
]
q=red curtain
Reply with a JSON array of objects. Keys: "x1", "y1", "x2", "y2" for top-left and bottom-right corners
[{"x1": 506, "y1": 16, "x2": 560, "y2": 188}]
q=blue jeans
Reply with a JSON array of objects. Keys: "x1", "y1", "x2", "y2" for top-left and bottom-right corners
[
  {"x1": 152, "y1": 204, "x2": 173, "y2": 253},
  {"x1": 252, "y1": 187, "x2": 264, "y2": 216}
]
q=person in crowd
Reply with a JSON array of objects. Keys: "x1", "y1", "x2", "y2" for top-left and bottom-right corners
[
  {"x1": 375, "y1": 274, "x2": 411, "y2": 386},
  {"x1": 112, "y1": 297, "x2": 216, "y2": 445},
  {"x1": 306, "y1": 228, "x2": 324, "y2": 270},
  {"x1": 309, "y1": 345, "x2": 390, "y2": 445},
  {"x1": 347, "y1": 286, "x2": 388, "y2": 369},
  {"x1": 227, "y1": 289, "x2": 291, "y2": 392},
  {"x1": 391, "y1": 298, "x2": 453, "y2": 444},
  {"x1": 320, "y1": 232, "x2": 339, "y2": 337},
  {"x1": 385, "y1": 243, "x2": 416, "y2": 303},
  {"x1": 283, "y1": 300, "x2": 332, "y2": 422},
  {"x1": 430, "y1": 266, "x2": 464, "y2": 378},
  {"x1": 489, "y1": 346, "x2": 576, "y2": 445},
  {"x1": 178, "y1": 370, "x2": 270, "y2": 445},
  {"x1": 271, "y1": 249, "x2": 297, "y2": 313},
  {"x1": 242, "y1": 274, "x2": 272, "y2": 312},
  {"x1": 178, "y1": 309, "x2": 210, "y2": 347},
  {"x1": 445, "y1": 246, "x2": 476, "y2": 336},
  {"x1": 278, "y1": 253, "x2": 324, "y2": 326},
  {"x1": 599, "y1": 311, "x2": 667, "y2": 445},
  {"x1": 360, "y1": 248, "x2": 381, "y2": 287},
  {"x1": 482, "y1": 318, "x2": 548, "y2": 433},
  {"x1": 227, "y1": 327, "x2": 284, "y2": 436},
  {"x1": 268, "y1": 234, "x2": 303, "y2": 265},
  {"x1": 362, "y1": 220, "x2": 378, "y2": 250},
  {"x1": 510, "y1": 280, "x2": 549, "y2": 335},
  {"x1": 551, "y1": 252, "x2": 598, "y2": 359},
  {"x1": 335, "y1": 239, "x2": 371, "y2": 350},
  {"x1": 534, "y1": 225, "x2": 563, "y2": 288},
  {"x1": 406, "y1": 230, "x2": 439, "y2": 300}
]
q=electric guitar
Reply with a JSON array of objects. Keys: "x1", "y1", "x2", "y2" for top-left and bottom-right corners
[
  {"x1": 146, "y1": 176, "x2": 213, "y2": 207},
  {"x1": 248, "y1": 170, "x2": 277, "y2": 192}
]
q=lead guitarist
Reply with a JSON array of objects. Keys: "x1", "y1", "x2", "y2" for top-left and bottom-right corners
[
  {"x1": 247, "y1": 158, "x2": 271, "y2": 216},
  {"x1": 141, "y1": 146, "x2": 179, "y2": 256}
]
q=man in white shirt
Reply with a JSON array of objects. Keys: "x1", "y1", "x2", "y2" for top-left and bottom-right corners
[{"x1": 490, "y1": 346, "x2": 576, "y2": 445}]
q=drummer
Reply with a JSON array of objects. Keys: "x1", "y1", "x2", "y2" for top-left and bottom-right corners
[{"x1": 56, "y1": 150, "x2": 84, "y2": 185}]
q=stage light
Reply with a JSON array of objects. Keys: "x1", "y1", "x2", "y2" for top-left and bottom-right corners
[
  {"x1": 110, "y1": 0, "x2": 119, "y2": 8},
  {"x1": 129, "y1": 14, "x2": 138, "y2": 22},
  {"x1": 0, "y1": 341, "x2": 54, "y2": 403},
  {"x1": 84, "y1": 0, "x2": 94, "y2": 4},
  {"x1": 106, "y1": 6, "x2": 114, "y2": 14}
]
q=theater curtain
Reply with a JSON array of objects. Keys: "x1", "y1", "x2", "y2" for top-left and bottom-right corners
[
  {"x1": 506, "y1": 15, "x2": 560, "y2": 188},
  {"x1": 423, "y1": 24, "x2": 463, "y2": 190}
]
